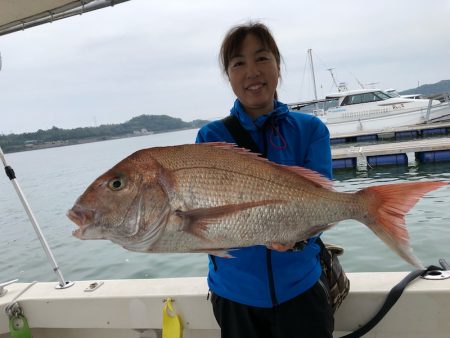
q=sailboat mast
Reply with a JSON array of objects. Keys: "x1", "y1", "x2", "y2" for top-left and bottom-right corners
[
  {"x1": 307, "y1": 49, "x2": 318, "y2": 100},
  {"x1": 327, "y1": 68, "x2": 339, "y2": 88}
]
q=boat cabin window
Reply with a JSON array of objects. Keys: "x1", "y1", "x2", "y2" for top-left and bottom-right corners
[
  {"x1": 375, "y1": 91, "x2": 391, "y2": 100},
  {"x1": 324, "y1": 99, "x2": 339, "y2": 110},
  {"x1": 294, "y1": 99, "x2": 339, "y2": 113},
  {"x1": 341, "y1": 91, "x2": 390, "y2": 106}
]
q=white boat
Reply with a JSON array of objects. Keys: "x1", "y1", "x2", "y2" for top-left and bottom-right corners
[
  {"x1": 289, "y1": 50, "x2": 450, "y2": 138},
  {"x1": 289, "y1": 88, "x2": 450, "y2": 138},
  {"x1": 1, "y1": 2, "x2": 450, "y2": 338},
  {"x1": 2, "y1": 272, "x2": 450, "y2": 338}
]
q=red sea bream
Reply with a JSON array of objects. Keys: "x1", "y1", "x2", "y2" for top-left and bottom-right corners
[{"x1": 68, "y1": 143, "x2": 447, "y2": 268}]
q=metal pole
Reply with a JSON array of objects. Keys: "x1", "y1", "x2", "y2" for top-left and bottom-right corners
[
  {"x1": 327, "y1": 68, "x2": 339, "y2": 89},
  {"x1": 0, "y1": 146, "x2": 73, "y2": 289},
  {"x1": 308, "y1": 49, "x2": 318, "y2": 100},
  {"x1": 425, "y1": 99, "x2": 433, "y2": 124}
]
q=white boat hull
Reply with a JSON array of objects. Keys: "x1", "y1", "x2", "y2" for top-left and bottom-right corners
[
  {"x1": 321, "y1": 102, "x2": 450, "y2": 137},
  {"x1": 1, "y1": 272, "x2": 450, "y2": 338}
]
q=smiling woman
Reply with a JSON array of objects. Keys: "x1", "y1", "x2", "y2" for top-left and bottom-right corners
[
  {"x1": 220, "y1": 23, "x2": 281, "y2": 119},
  {"x1": 196, "y1": 22, "x2": 335, "y2": 338},
  {"x1": 226, "y1": 34, "x2": 280, "y2": 119}
]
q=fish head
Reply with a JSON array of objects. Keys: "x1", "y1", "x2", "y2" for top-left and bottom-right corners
[{"x1": 67, "y1": 152, "x2": 172, "y2": 249}]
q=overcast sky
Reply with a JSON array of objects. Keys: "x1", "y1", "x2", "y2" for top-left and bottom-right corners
[{"x1": 0, "y1": 0, "x2": 449, "y2": 134}]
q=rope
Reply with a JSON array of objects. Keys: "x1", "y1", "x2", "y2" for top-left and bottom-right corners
[{"x1": 4, "y1": 282, "x2": 37, "y2": 318}]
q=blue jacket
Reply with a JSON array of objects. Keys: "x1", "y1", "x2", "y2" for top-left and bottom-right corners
[{"x1": 196, "y1": 99, "x2": 332, "y2": 308}]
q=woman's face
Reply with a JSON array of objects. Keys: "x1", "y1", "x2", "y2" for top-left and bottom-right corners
[{"x1": 227, "y1": 33, "x2": 280, "y2": 119}]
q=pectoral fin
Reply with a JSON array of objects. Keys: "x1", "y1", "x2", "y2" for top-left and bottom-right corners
[
  {"x1": 189, "y1": 249, "x2": 236, "y2": 258},
  {"x1": 177, "y1": 199, "x2": 283, "y2": 240}
]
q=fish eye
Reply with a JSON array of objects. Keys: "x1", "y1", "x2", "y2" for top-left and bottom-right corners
[{"x1": 108, "y1": 177, "x2": 125, "y2": 191}]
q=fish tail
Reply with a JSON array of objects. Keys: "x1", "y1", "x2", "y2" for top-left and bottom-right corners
[{"x1": 356, "y1": 181, "x2": 447, "y2": 268}]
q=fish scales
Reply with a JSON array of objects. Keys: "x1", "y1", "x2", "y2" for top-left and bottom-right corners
[{"x1": 68, "y1": 143, "x2": 447, "y2": 267}]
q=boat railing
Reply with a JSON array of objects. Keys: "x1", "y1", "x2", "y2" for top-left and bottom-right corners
[
  {"x1": 426, "y1": 91, "x2": 450, "y2": 103},
  {"x1": 425, "y1": 92, "x2": 450, "y2": 123}
]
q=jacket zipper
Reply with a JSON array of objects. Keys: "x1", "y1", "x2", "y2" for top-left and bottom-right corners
[
  {"x1": 266, "y1": 248, "x2": 278, "y2": 306},
  {"x1": 261, "y1": 124, "x2": 277, "y2": 306}
]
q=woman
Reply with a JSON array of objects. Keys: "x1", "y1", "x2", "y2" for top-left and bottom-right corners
[{"x1": 196, "y1": 22, "x2": 334, "y2": 338}]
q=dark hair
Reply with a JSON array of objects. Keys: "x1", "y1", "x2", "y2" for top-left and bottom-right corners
[{"x1": 219, "y1": 22, "x2": 282, "y2": 77}]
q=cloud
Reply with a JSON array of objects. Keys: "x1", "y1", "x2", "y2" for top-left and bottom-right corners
[{"x1": 0, "y1": 0, "x2": 449, "y2": 133}]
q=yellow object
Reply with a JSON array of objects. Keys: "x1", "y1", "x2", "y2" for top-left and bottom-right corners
[{"x1": 162, "y1": 298, "x2": 183, "y2": 338}]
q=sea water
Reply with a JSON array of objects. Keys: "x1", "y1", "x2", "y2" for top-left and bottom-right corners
[{"x1": 0, "y1": 128, "x2": 449, "y2": 283}]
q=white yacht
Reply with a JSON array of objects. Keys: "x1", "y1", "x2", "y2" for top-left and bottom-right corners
[{"x1": 289, "y1": 88, "x2": 450, "y2": 137}]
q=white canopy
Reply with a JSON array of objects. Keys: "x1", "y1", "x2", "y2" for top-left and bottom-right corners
[{"x1": 0, "y1": 0, "x2": 129, "y2": 36}]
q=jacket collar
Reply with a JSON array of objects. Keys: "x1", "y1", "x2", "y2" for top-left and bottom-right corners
[{"x1": 230, "y1": 99, "x2": 289, "y2": 131}]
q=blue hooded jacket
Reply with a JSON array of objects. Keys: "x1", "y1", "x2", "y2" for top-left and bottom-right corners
[{"x1": 196, "y1": 99, "x2": 332, "y2": 308}]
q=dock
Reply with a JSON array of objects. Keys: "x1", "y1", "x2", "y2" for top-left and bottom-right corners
[
  {"x1": 330, "y1": 121, "x2": 450, "y2": 144},
  {"x1": 332, "y1": 137, "x2": 450, "y2": 169}
]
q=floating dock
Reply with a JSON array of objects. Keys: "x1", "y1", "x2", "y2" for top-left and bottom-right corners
[
  {"x1": 331, "y1": 136, "x2": 450, "y2": 170},
  {"x1": 330, "y1": 121, "x2": 450, "y2": 144}
]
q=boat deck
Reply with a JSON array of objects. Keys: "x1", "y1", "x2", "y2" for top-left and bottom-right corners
[{"x1": 1, "y1": 272, "x2": 450, "y2": 338}]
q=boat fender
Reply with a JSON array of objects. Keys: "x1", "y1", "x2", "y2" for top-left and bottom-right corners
[
  {"x1": 162, "y1": 297, "x2": 182, "y2": 338},
  {"x1": 9, "y1": 314, "x2": 32, "y2": 338},
  {"x1": 4, "y1": 282, "x2": 37, "y2": 338}
]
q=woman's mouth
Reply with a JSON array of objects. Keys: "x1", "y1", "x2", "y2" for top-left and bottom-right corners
[{"x1": 246, "y1": 83, "x2": 265, "y2": 92}]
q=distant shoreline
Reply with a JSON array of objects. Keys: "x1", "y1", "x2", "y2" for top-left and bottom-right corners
[{"x1": 6, "y1": 127, "x2": 198, "y2": 154}]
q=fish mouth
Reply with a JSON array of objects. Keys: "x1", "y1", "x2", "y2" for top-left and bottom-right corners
[
  {"x1": 67, "y1": 206, "x2": 95, "y2": 239},
  {"x1": 71, "y1": 227, "x2": 85, "y2": 239}
]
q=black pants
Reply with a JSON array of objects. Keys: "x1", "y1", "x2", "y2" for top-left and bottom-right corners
[{"x1": 210, "y1": 275, "x2": 334, "y2": 338}]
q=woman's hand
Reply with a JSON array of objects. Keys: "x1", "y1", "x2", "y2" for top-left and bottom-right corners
[{"x1": 268, "y1": 242, "x2": 296, "y2": 251}]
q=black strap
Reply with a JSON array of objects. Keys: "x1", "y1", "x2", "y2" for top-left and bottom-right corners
[
  {"x1": 222, "y1": 115, "x2": 261, "y2": 155},
  {"x1": 221, "y1": 114, "x2": 433, "y2": 338},
  {"x1": 340, "y1": 266, "x2": 437, "y2": 338}
]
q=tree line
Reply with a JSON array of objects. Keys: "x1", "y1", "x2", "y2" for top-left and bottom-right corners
[{"x1": 0, "y1": 114, "x2": 209, "y2": 153}]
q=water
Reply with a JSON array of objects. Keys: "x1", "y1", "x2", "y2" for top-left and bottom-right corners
[{"x1": 0, "y1": 128, "x2": 449, "y2": 283}]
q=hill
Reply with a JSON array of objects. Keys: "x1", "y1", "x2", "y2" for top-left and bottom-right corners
[
  {"x1": 399, "y1": 79, "x2": 450, "y2": 96},
  {"x1": 0, "y1": 114, "x2": 209, "y2": 153}
]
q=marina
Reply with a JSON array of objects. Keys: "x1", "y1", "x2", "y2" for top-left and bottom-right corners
[
  {"x1": 289, "y1": 49, "x2": 450, "y2": 139},
  {"x1": 330, "y1": 121, "x2": 450, "y2": 169},
  {"x1": 330, "y1": 120, "x2": 450, "y2": 144},
  {"x1": 332, "y1": 137, "x2": 450, "y2": 169}
]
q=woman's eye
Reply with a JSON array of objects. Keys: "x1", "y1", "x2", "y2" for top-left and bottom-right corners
[
  {"x1": 108, "y1": 177, "x2": 125, "y2": 191},
  {"x1": 257, "y1": 56, "x2": 270, "y2": 62},
  {"x1": 231, "y1": 61, "x2": 243, "y2": 68}
]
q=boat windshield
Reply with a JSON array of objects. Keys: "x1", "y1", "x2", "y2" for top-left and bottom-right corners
[
  {"x1": 341, "y1": 91, "x2": 391, "y2": 106},
  {"x1": 385, "y1": 89, "x2": 400, "y2": 98},
  {"x1": 296, "y1": 98, "x2": 339, "y2": 113}
]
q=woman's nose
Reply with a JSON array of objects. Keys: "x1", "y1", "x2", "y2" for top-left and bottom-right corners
[{"x1": 246, "y1": 62, "x2": 260, "y2": 78}]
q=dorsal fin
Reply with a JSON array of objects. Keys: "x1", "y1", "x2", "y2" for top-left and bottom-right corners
[
  {"x1": 281, "y1": 165, "x2": 334, "y2": 190},
  {"x1": 206, "y1": 142, "x2": 334, "y2": 190}
]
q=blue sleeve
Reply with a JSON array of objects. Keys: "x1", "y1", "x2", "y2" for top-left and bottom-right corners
[
  {"x1": 304, "y1": 119, "x2": 333, "y2": 179},
  {"x1": 195, "y1": 129, "x2": 207, "y2": 144},
  {"x1": 196, "y1": 120, "x2": 235, "y2": 144}
]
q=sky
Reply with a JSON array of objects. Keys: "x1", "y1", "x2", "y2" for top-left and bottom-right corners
[{"x1": 0, "y1": 0, "x2": 449, "y2": 134}]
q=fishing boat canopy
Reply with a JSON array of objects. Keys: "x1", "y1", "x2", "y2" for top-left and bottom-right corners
[{"x1": 0, "y1": 0, "x2": 129, "y2": 37}]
